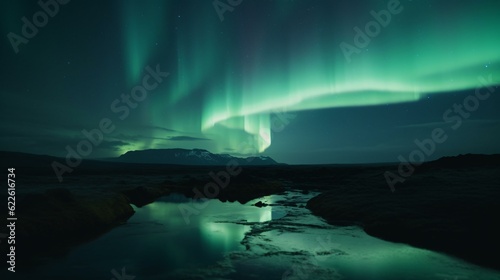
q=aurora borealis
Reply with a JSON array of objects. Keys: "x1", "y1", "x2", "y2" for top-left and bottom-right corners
[{"x1": 1, "y1": 0, "x2": 499, "y2": 163}]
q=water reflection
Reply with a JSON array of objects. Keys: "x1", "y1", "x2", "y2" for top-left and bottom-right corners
[
  {"x1": 123, "y1": 194, "x2": 267, "y2": 270},
  {"x1": 136, "y1": 193, "x2": 280, "y2": 253}
]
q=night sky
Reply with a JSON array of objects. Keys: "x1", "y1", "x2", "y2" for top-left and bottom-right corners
[{"x1": 1, "y1": 0, "x2": 499, "y2": 164}]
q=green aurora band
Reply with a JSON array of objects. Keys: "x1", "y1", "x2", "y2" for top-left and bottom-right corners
[{"x1": 122, "y1": 0, "x2": 500, "y2": 155}]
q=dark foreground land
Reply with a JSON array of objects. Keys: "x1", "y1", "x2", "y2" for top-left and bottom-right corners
[{"x1": 1, "y1": 152, "x2": 499, "y2": 271}]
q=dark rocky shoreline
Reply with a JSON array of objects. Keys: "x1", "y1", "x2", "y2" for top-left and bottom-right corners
[{"x1": 306, "y1": 156, "x2": 500, "y2": 271}]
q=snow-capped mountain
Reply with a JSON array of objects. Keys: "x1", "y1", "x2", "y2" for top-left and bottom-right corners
[{"x1": 116, "y1": 149, "x2": 279, "y2": 166}]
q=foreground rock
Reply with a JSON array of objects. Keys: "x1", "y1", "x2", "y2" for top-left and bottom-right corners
[
  {"x1": 7, "y1": 188, "x2": 134, "y2": 262},
  {"x1": 307, "y1": 161, "x2": 500, "y2": 270}
]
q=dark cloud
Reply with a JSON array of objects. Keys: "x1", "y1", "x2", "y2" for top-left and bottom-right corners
[
  {"x1": 142, "y1": 125, "x2": 178, "y2": 133},
  {"x1": 169, "y1": 136, "x2": 211, "y2": 141}
]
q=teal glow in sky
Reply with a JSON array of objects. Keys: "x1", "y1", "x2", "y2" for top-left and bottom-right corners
[{"x1": 1, "y1": 0, "x2": 499, "y2": 163}]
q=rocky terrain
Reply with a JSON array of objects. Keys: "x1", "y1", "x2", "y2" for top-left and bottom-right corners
[{"x1": 306, "y1": 155, "x2": 500, "y2": 270}]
